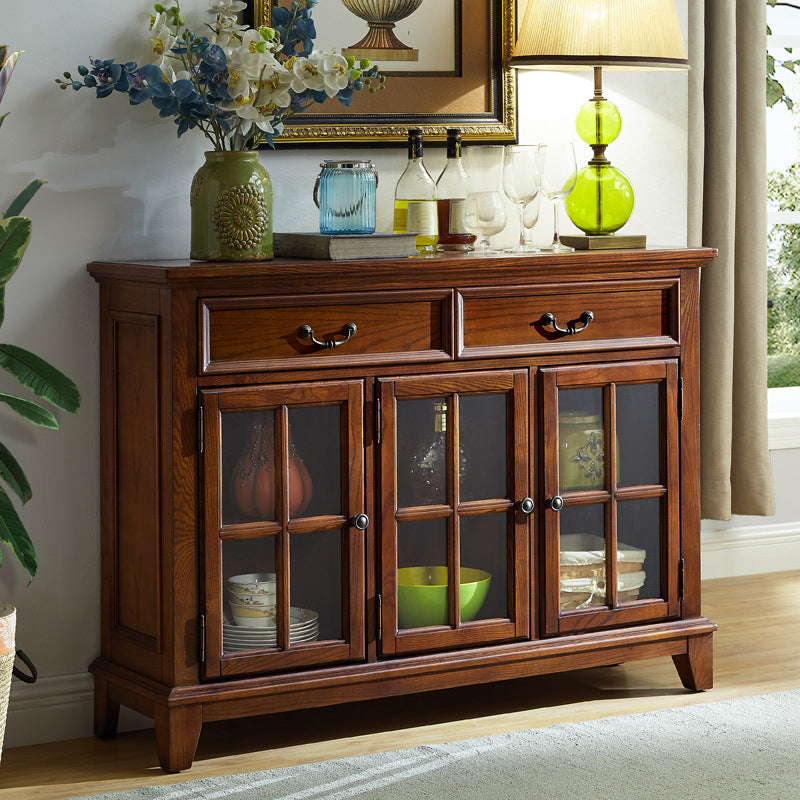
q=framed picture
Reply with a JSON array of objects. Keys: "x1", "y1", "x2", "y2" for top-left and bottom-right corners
[{"x1": 247, "y1": 0, "x2": 518, "y2": 145}]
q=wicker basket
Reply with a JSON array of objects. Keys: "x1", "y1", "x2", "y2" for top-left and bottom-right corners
[
  {"x1": 560, "y1": 534, "x2": 646, "y2": 610},
  {"x1": 0, "y1": 604, "x2": 16, "y2": 762}
]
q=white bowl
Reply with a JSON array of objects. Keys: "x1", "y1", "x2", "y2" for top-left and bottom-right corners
[
  {"x1": 227, "y1": 587, "x2": 276, "y2": 607},
  {"x1": 228, "y1": 573, "x2": 277, "y2": 595},
  {"x1": 229, "y1": 599, "x2": 277, "y2": 628}
]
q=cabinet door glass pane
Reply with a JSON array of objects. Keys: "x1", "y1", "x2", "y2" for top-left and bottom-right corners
[
  {"x1": 460, "y1": 513, "x2": 507, "y2": 621},
  {"x1": 460, "y1": 394, "x2": 507, "y2": 502},
  {"x1": 222, "y1": 537, "x2": 278, "y2": 653},
  {"x1": 617, "y1": 498, "x2": 662, "y2": 602},
  {"x1": 559, "y1": 504, "x2": 607, "y2": 611},
  {"x1": 617, "y1": 383, "x2": 661, "y2": 487},
  {"x1": 290, "y1": 529, "x2": 341, "y2": 640},
  {"x1": 559, "y1": 388, "x2": 605, "y2": 492},
  {"x1": 288, "y1": 406, "x2": 341, "y2": 518},
  {"x1": 223, "y1": 412, "x2": 276, "y2": 525},
  {"x1": 397, "y1": 398, "x2": 449, "y2": 508},
  {"x1": 397, "y1": 519, "x2": 448, "y2": 629}
]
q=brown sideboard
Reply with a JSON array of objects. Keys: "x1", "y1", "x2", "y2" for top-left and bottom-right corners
[{"x1": 88, "y1": 247, "x2": 717, "y2": 772}]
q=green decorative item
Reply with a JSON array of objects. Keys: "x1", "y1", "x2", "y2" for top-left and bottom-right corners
[
  {"x1": 564, "y1": 69, "x2": 635, "y2": 236},
  {"x1": 190, "y1": 151, "x2": 273, "y2": 261},
  {"x1": 0, "y1": 48, "x2": 81, "y2": 579},
  {"x1": 396, "y1": 566, "x2": 491, "y2": 628}
]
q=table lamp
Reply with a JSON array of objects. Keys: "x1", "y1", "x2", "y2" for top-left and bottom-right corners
[{"x1": 509, "y1": 0, "x2": 688, "y2": 246}]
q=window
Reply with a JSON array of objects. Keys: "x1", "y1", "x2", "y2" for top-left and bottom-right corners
[{"x1": 766, "y1": 5, "x2": 800, "y2": 392}]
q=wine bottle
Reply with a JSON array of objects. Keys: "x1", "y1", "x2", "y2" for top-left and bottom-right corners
[
  {"x1": 435, "y1": 128, "x2": 476, "y2": 251},
  {"x1": 393, "y1": 128, "x2": 439, "y2": 254}
]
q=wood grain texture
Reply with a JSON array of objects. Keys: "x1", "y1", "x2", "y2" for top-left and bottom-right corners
[
  {"x1": 85, "y1": 248, "x2": 716, "y2": 772},
  {"x1": 5, "y1": 569, "x2": 786, "y2": 800}
]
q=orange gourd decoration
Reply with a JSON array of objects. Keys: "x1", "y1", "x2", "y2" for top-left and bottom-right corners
[
  {"x1": 230, "y1": 421, "x2": 262, "y2": 518},
  {"x1": 231, "y1": 419, "x2": 313, "y2": 518}
]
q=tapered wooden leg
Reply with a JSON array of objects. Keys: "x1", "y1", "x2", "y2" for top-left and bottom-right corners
[
  {"x1": 672, "y1": 632, "x2": 714, "y2": 691},
  {"x1": 93, "y1": 676, "x2": 120, "y2": 740},
  {"x1": 155, "y1": 704, "x2": 203, "y2": 773}
]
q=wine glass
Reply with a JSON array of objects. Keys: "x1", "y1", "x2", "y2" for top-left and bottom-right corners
[
  {"x1": 522, "y1": 193, "x2": 541, "y2": 249},
  {"x1": 502, "y1": 144, "x2": 542, "y2": 253},
  {"x1": 464, "y1": 191, "x2": 508, "y2": 253},
  {"x1": 539, "y1": 142, "x2": 578, "y2": 252}
]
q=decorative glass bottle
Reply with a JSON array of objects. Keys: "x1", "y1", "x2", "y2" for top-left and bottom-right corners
[
  {"x1": 393, "y1": 128, "x2": 438, "y2": 254},
  {"x1": 408, "y1": 400, "x2": 469, "y2": 505},
  {"x1": 435, "y1": 128, "x2": 476, "y2": 251}
]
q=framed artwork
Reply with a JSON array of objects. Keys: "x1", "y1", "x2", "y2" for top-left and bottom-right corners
[{"x1": 247, "y1": 0, "x2": 518, "y2": 145}]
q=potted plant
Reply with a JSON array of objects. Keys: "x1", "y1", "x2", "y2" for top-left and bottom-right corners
[{"x1": 0, "y1": 45, "x2": 81, "y2": 760}]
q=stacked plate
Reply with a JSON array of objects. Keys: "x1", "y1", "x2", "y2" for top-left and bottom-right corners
[{"x1": 223, "y1": 607, "x2": 319, "y2": 651}]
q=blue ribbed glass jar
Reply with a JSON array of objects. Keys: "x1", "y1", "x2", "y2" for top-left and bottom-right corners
[{"x1": 314, "y1": 160, "x2": 377, "y2": 235}]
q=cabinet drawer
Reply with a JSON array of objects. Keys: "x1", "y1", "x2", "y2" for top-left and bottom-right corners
[
  {"x1": 457, "y1": 280, "x2": 679, "y2": 358},
  {"x1": 201, "y1": 290, "x2": 453, "y2": 374}
]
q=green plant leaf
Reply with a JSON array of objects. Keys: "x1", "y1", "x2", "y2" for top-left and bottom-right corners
[
  {"x1": 0, "y1": 486, "x2": 36, "y2": 578},
  {"x1": 0, "y1": 215, "x2": 31, "y2": 285},
  {"x1": 0, "y1": 112, "x2": 8, "y2": 131},
  {"x1": 0, "y1": 345, "x2": 81, "y2": 413},
  {"x1": 0, "y1": 286, "x2": 4, "y2": 327},
  {"x1": 0, "y1": 392, "x2": 58, "y2": 428},
  {"x1": 3, "y1": 179, "x2": 45, "y2": 219},
  {"x1": 0, "y1": 440, "x2": 31, "y2": 503}
]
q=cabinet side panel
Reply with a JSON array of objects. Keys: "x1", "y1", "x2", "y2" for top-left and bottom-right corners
[{"x1": 112, "y1": 312, "x2": 162, "y2": 649}]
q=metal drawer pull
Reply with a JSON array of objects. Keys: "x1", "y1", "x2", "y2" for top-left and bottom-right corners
[
  {"x1": 541, "y1": 310, "x2": 594, "y2": 336},
  {"x1": 547, "y1": 495, "x2": 564, "y2": 511},
  {"x1": 298, "y1": 322, "x2": 357, "y2": 349}
]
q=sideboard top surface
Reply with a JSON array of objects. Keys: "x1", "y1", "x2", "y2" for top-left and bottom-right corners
[{"x1": 87, "y1": 247, "x2": 717, "y2": 293}]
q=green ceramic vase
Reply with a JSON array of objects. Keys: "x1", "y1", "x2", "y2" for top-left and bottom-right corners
[{"x1": 190, "y1": 151, "x2": 273, "y2": 261}]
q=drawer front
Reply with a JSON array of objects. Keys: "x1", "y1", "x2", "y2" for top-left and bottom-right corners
[
  {"x1": 457, "y1": 279, "x2": 679, "y2": 358},
  {"x1": 201, "y1": 290, "x2": 453, "y2": 374}
]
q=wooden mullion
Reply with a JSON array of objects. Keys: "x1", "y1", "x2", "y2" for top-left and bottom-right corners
[
  {"x1": 449, "y1": 393, "x2": 460, "y2": 628},
  {"x1": 606, "y1": 383, "x2": 618, "y2": 609},
  {"x1": 276, "y1": 405, "x2": 290, "y2": 652}
]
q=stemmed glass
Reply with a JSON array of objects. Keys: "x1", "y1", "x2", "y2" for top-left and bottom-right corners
[
  {"x1": 522, "y1": 193, "x2": 541, "y2": 249},
  {"x1": 539, "y1": 142, "x2": 577, "y2": 252},
  {"x1": 502, "y1": 144, "x2": 542, "y2": 253},
  {"x1": 463, "y1": 191, "x2": 508, "y2": 253}
]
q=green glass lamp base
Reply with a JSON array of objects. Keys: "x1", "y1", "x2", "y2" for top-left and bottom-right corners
[{"x1": 566, "y1": 163, "x2": 634, "y2": 236}]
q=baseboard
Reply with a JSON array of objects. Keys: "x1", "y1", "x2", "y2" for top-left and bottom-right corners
[
  {"x1": 5, "y1": 672, "x2": 151, "y2": 749},
  {"x1": 4, "y1": 524, "x2": 797, "y2": 751},
  {"x1": 701, "y1": 521, "x2": 800, "y2": 580}
]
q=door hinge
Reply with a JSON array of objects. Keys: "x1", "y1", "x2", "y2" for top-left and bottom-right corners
[
  {"x1": 375, "y1": 396, "x2": 382, "y2": 445},
  {"x1": 678, "y1": 558, "x2": 685, "y2": 600},
  {"x1": 199, "y1": 613, "x2": 206, "y2": 663},
  {"x1": 376, "y1": 593, "x2": 382, "y2": 640},
  {"x1": 678, "y1": 377, "x2": 684, "y2": 421},
  {"x1": 198, "y1": 403, "x2": 205, "y2": 454}
]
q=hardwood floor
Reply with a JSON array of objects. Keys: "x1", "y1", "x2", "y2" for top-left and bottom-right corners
[{"x1": 1, "y1": 571, "x2": 798, "y2": 799}]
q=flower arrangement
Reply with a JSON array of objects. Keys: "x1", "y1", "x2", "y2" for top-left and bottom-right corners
[{"x1": 57, "y1": 0, "x2": 384, "y2": 151}]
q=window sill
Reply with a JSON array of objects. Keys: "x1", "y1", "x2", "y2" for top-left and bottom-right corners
[{"x1": 768, "y1": 386, "x2": 800, "y2": 450}]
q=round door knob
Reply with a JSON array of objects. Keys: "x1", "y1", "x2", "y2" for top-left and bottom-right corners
[
  {"x1": 516, "y1": 497, "x2": 535, "y2": 514},
  {"x1": 547, "y1": 495, "x2": 564, "y2": 512},
  {"x1": 351, "y1": 513, "x2": 369, "y2": 530}
]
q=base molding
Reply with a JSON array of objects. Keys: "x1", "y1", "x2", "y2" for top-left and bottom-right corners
[{"x1": 701, "y1": 522, "x2": 800, "y2": 580}]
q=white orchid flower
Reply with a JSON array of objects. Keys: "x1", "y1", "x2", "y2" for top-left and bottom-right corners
[
  {"x1": 318, "y1": 52, "x2": 350, "y2": 98},
  {"x1": 146, "y1": 12, "x2": 179, "y2": 80},
  {"x1": 290, "y1": 55, "x2": 325, "y2": 94},
  {"x1": 253, "y1": 66, "x2": 293, "y2": 112},
  {"x1": 207, "y1": 0, "x2": 247, "y2": 15}
]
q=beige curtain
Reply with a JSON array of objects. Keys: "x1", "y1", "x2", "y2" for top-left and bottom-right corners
[{"x1": 688, "y1": 0, "x2": 775, "y2": 520}]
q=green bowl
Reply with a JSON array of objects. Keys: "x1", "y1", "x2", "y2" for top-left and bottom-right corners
[{"x1": 397, "y1": 566, "x2": 491, "y2": 629}]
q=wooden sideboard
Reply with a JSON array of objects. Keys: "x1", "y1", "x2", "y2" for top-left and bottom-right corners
[{"x1": 88, "y1": 248, "x2": 717, "y2": 772}]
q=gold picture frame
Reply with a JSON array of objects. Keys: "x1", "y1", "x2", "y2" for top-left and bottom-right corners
[{"x1": 248, "y1": 0, "x2": 517, "y2": 145}]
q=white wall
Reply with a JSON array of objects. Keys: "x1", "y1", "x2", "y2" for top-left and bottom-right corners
[{"x1": 0, "y1": 0, "x2": 787, "y2": 751}]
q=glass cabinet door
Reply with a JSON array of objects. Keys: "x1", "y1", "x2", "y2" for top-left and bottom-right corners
[
  {"x1": 541, "y1": 361, "x2": 680, "y2": 635},
  {"x1": 200, "y1": 381, "x2": 365, "y2": 678},
  {"x1": 379, "y1": 371, "x2": 530, "y2": 656}
]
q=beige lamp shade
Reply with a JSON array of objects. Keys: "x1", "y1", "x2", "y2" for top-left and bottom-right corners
[{"x1": 511, "y1": 0, "x2": 689, "y2": 70}]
